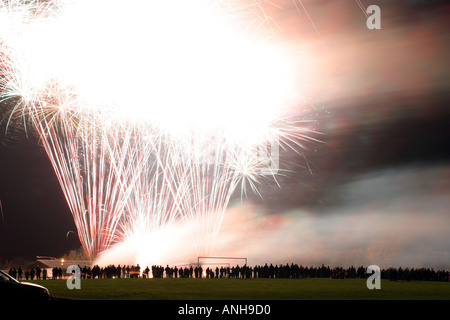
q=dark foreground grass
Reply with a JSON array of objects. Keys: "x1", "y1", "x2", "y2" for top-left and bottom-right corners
[{"x1": 27, "y1": 278, "x2": 450, "y2": 300}]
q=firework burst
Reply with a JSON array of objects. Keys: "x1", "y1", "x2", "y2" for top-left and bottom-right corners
[{"x1": 0, "y1": 0, "x2": 318, "y2": 262}]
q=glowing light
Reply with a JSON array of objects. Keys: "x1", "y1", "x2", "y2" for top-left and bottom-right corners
[{"x1": 0, "y1": 0, "x2": 317, "y2": 263}]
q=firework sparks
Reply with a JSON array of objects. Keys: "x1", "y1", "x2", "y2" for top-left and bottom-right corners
[{"x1": 0, "y1": 0, "x2": 317, "y2": 263}]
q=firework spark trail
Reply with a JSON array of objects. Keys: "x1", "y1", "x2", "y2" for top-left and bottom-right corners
[
  {"x1": 27, "y1": 105, "x2": 132, "y2": 257},
  {"x1": 181, "y1": 137, "x2": 241, "y2": 256},
  {"x1": 355, "y1": 0, "x2": 369, "y2": 19},
  {"x1": 116, "y1": 130, "x2": 185, "y2": 241},
  {"x1": 0, "y1": 0, "x2": 319, "y2": 263},
  {"x1": 0, "y1": 199, "x2": 4, "y2": 227},
  {"x1": 294, "y1": 0, "x2": 321, "y2": 37}
]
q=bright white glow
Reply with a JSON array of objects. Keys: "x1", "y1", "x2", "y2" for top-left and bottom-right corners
[
  {"x1": 95, "y1": 221, "x2": 199, "y2": 267},
  {"x1": 1, "y1": 0, "x2": 296, "y2": 144},
  {"x1": 1, "y1": 0, "x2": 310, "y2": 259}
]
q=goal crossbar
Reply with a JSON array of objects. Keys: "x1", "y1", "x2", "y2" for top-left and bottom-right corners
[{"x1": 198, "y1": 256, "x2": 247, "y2": 267}]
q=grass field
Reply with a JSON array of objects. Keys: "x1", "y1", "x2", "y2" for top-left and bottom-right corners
[{"x1": 26, "y1": 278, "x2": 450, "y2": 300}]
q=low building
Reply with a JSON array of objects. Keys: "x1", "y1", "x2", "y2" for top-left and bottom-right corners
[{"x1": 37, "y1": 256, "x2": 93, "y2": 279}]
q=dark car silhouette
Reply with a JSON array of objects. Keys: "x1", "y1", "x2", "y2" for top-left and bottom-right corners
[{"x1": 0, "y1": 270, "x2": 50, "y2": 300}]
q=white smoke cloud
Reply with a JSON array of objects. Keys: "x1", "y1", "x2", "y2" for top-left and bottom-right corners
[
  {"x1": 95, "y1": 164, "x2": 450, "y2": 270},
  {"x1": 209, "y1": 165, "x2": 449, "y2": 268}
]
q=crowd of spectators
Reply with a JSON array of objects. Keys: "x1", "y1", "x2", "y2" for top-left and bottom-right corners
[
  {"x1": 7, "y1": 263, "x2": 449, "y2": 282},
  {"x1": 6, "y1": 266, "x2": 50, "y2": 280}
]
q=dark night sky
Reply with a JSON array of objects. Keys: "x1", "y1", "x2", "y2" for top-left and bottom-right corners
[
  {"x1": 0, "y1": 121, "x2": 81, "y2": 259},
  {"x1": 0, "y1": 0, "x2": 449, "y2": 264}
]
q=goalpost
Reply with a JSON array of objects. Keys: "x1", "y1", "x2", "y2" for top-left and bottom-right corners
[
  {"x1": 197, "y1": 256, "x2": 248, "y2": 267},
  {"x1": 197, "y1": 256, "x2": 249, "y2": 278}
]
